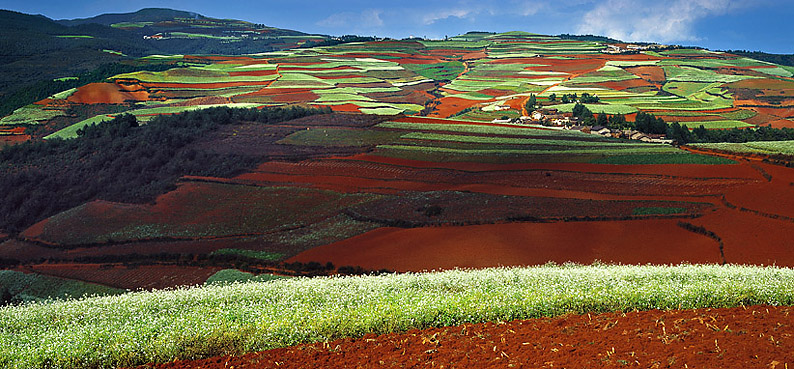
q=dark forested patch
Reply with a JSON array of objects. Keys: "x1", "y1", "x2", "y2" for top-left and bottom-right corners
[{"x1": 0, "y1": 106, "x2": 331, "y2": 233}]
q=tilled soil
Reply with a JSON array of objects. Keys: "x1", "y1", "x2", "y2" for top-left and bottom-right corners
[{"x1": 138, "y1": 305, "x2": 793, "y2": 369}]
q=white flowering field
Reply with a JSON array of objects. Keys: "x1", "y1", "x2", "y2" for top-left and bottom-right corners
[{"x1": 1, "y1": 264, "x2": 793, "y2": 369}]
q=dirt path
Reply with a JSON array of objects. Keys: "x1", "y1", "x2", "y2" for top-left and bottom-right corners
[{"x1": 137, "y1": 305, "x2": 794, "y2": 369}]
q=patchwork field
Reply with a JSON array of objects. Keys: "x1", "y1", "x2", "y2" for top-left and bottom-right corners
[{"x1": 4, "y1": 31, "x2": 794, "y2": 142}]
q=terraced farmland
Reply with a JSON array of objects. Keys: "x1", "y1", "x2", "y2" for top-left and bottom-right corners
[{"x1": 6, "y1": 31, "x2": 793, "y2": 141}]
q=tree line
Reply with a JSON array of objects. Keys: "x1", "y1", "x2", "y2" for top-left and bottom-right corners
[{"x1": 583, "y1": 105, "x2": 794, "y2": 144}]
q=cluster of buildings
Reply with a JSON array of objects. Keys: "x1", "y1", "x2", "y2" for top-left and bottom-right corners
[
  {"x1": 576, "y1": 126, "x2": 672, "y2": 144},
  {"x1": 602, "y1": 44, "x2": 670, "y2": 55},
  {"x1": 491, "y1": 108, "x2": 672, "y2": 144}
]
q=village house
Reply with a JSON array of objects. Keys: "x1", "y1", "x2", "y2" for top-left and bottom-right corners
[{"x1": 590, "y1": 126, "x2": 611, "y2": 136}]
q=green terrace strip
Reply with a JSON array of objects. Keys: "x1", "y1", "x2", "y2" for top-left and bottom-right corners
[
  {"x1": 401, "y1": 132, "x2": 659, "y2": 147},
  {"x1": 209, "y1": 249, "x2": 284, "y2": 261},
  {"x1": 376, "y1": 144, "x2": 681, "y2": 156},
  {"x1": 693, "y1": 140, "x2": 794, "y2": 155},
  {"x1": 1, "y1": 264, "x2": 792, "y2": 369},
  {"x1": 376, "y1": 121, "x2": 589, "y2": 137},
  {"x1": 591, "y1": 153, "x2": 736, "y2": 165}
]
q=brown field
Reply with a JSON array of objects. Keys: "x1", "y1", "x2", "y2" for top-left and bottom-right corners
[
  {"x1": 288, "y1": 219, "x2": 722, "y2": 271},
  {"x1": 137, "y1": 305, "x2": 794, "y2": 369},
  {"x1": 67, "y1": 82, "x2": 149, "y2": 104},
  {"x1": 24, "y1": 263, "x2": 219, "y2": 290}
]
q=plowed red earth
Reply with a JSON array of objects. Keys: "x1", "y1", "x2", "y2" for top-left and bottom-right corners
[
  {"x1": 138, "y1": 305, "x2": 794, "y2": 369},
  {"x1": 289, "y1": 219, "x2": 722, "y2": 271},
  {"x1": 68, "y1": 82, "x2": 149, "y2": 104},
  {"x1": 23, "y1": 264, "x2": 219, "y2": 290}
]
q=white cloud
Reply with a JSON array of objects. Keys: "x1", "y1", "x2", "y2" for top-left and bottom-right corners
[
  {"x1": 317, "y1": 9, "x2": 384, "y2": 29},
  {"x1": 422, "y1": 8, "x2": 475, "y2": 25},
  {"x1": 577, "y1": 0, "x2": 742, "y2": 43}
]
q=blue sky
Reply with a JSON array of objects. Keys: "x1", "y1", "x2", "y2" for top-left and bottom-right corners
[{"x1": 2, "y1": 0, "x2": 792, "y2": 53}]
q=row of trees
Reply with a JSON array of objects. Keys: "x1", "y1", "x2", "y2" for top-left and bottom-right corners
[
  {"x1": 0, "y1": 106, "x2": 331, "y2": 233},
  {"x1": 549, "y1": 93, "x2": 600, "y2": 104},
  {"x1": 586, "y1": 108, "x2": 794, "y2": 144}
]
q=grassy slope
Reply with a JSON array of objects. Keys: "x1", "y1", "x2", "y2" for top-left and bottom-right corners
[{"x1": 1, "y1": 264, "x2": 792, "y2": 369}]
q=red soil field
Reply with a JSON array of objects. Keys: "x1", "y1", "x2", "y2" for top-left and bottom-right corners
[
  {"x1": 0, "y1": 134, "x2": 31, "y2": 144},
  {"x1": 747, "y1": 111, "x2": 784, "y2": 126},
  {"x1": 138, "y1": 305, "x2": 793, "y2": 369},
  {"x1": 692, "y1": 208, "x2": 794, "y2": 266},
  {"x1": 530, "y1": 57, "x2": 605, "y2": 74},
  {"x1": 240, "y1": 159, "x2": 756, "y2": 198},
  {"x1": 26, "y1": 263, "x2": 220, "y2": 290},
  {"x1": 67, "y1": 83, "x2": 149, "y2": 104},
  {"x1": 625, "y1": 66, "x2": 666, "y2": 83},
  {"x1": 754, "y1": 107, "x2": 794, "y2": 119},
  {"x1": 723, "y1": 163, "x2": 794, "y2": 219},
  {"x1": 167, "y1": 96, "x2": 231, "y2": 107},
  {"x1": 141, "y1": 81, "x2": 273, "y2": 89},
  {"x1": 428, "y1": 96, "x2": 484, "y2": 118},
  {"x1": 288, "y1": 218, "x2": 722, "y2": 271},
  {"x1": 328, "y1": 103, "x2": 363, "y2": 112},
  {"x1": 1, "y1": 126, "x2": 26, "y2": 134},
  {"x1": 363, "y1": 90, "x2": 434, "y2": 105},
  {"x1": 340, "y1": 153, "x2": 762, "y2": 178},
  {"x1": 728, "y1": 78, "x2": 794, "y2": 90},
  {"x1": 597, "y1": 78, "x2": 656, "y2": 91},
  {"x1": 269, "y1": 92, "x2": 320, "y2": 103},
  {"x1": 767, "y1": 119, "x2": 794, "y2": 129}
]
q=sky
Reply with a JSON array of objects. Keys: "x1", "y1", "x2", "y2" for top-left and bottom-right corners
[{"x1": 2, "y1": 0, "x2": 792, "y2": 53}]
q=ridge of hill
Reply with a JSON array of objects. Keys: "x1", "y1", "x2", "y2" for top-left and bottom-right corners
[
  {"x1": 57, "y1": 8, "x2": 206, "y2": 26},
  {"x1": 0, "y1": 8, "x2": 327, "y2": 98}
]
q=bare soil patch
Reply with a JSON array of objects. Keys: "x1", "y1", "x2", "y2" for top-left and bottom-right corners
[
  {"x1": 137, "y1": 305, "x2": 794, "y2": 369},
  {"x1": 288, "y1": 219, "x2": 722, "y2": 271}
]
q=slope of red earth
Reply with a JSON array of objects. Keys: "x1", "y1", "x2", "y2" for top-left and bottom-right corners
[
  {"x1": 67, "y1": 82, "x2": 149, "y2": 104},
  {"x1": 428, "y1": 96, "x2": 483, "y2": 118},
  {"x1": 288, "y1": 219, "x2": 723, "y2": 271},
  {"x1": 767, "y1": 119, "x2": 794, "y2": 129},
  {"x1": 138, "y1": 305, "x2": 794, "y2": 369}
]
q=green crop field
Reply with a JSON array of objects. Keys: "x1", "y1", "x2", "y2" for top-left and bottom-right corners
[
  {"x1": 546, "y1": 102, "x2": 638, "y2": 115},
  {"x1": 684, "y1": 120, "x2": 754, "y2": 130},
  {"x1": 208, "y1": 249, "x2": 284, "y2": 261},
  {"x1": 403, "y1": 62, "x2": 465, "y2": 81},
  {"x1": 0, "y1": 271, "x2": 125, "y2": 304},
  {"x1": 401, "y1": 132, "x2": 655, "y2": 148},
  {"x1": 0, "y1": 105, "x2": 65, "y2": 125},
  {"x1": 376, "y1": 121, "x2": 592, "y2": 137},
  {"x1": 2, "y1": 264, "x2": 792, "y2": 369},
  {"x1": 693, "y1": 140, "x2": 794, "y2": 155},
  {"x1": 591, "y1": 153, "x2": 735, "y2": 165}
]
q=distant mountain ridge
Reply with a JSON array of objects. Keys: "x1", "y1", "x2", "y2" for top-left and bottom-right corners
[
  {"x1": 57, "y1": 8, "x2": 205, "y2": 27},
  {"x1": 0, "y1": 8, "x2": 327, "y2": 98}
]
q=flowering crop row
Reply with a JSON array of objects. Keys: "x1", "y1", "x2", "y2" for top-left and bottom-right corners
[{"x1": 1, "y1": 264, "x2": 792, "y2": 369}]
